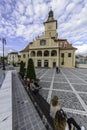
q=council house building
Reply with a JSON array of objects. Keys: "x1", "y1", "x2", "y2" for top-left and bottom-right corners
[{"x1": 20, "y1": 9, "x2": 77, "y2": 68}]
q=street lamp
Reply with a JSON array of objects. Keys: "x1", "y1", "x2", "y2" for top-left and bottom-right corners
[{"x1": 2, "y1": 38, "x2": 6, "y2": 70}]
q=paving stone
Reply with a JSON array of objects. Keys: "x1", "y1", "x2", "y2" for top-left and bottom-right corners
[
  {"x1": 39, "y1": 89, "x2": 49, "y2": 100},
  {"x1": 68, "y1": 78, "x2": 85, "y2": 83},
  {"x1": 12, "y1": 68, "x2": 87, "y2": 129},
  {"x1": 54, "y1": 77, "x2": 68, "y2": 82},
  {"x1": 73, "y1": 84, "x2": 87, "y2": 92},
  {"x1": 79, "y1": 93, "x2": 87, "y2": 105},
  {"x1": 41, "y1": 77, "x2": 52, "y2": 81},
  {"x1": 39, "y1": 81, "x2": 51, "y2": 88},
  {"x1": 12, "y1": 71, "x2": 46, "y2": 130},
  {"x1": 53, "y1": 83, "x2": 72, "y2": 90},
  {"x1": 52, "y1": 91, "x2": 85, "y2": 110}
]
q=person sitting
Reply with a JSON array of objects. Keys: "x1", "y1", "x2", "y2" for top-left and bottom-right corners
[
  {"x1": 30, "y1": 80, "x2": 40, "y2": 94},
  {"x1": 34, "y1": 80, "x2": 42, "y2": 89},
  {"x1": 54, "y1": 109, "x2": 85, "y2": 130},
  {"x1": 26, "y1": 78, "x2": 30, "y2": 91},
  {"x1": 50, "y1": 95, "x2": 62, "y2": 119}
]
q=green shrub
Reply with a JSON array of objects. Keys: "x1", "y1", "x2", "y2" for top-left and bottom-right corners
[
  {"x1": 19, "y1": 61, "x2": 25, "y2": 78},
  {"x1": 26, "y1": 58, "x2": 36, "y2": 80}
]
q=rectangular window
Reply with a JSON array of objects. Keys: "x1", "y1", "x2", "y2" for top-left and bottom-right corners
[
  {"x1": 61, "y1": 62, "x2": 64, "y2": 65},
  {"x1": 23, "y1": 54, "x2": 26, "y2": 58},
  {"x1": 68, "y1": 53, "x2": 71, "y2": 57},
  {"x1": 61, "y1": 53, "x2": 64, "y2": 57}
]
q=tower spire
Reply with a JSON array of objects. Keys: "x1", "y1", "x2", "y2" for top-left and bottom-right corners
[{"x1": 48, "y1": 7, "x2": 53, "y2": 18}]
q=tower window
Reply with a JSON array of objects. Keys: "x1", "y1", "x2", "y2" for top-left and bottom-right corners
[
  {"x1": 23, "y1": 54, "x2": 26, "y2": 58},
  {"x1": 68, "y1": 53, "x2": 71, "y2": 57},
  {"x1": 61, "y1": 53, "x2": 64, "y2": 57},
  {"x1": 40, "y1": 40, "x2": 46, "y2": 46}
]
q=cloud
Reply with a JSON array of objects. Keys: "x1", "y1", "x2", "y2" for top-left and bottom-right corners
[
  {"x1": 75, "y1": 44, "x2": 87, "y2": 55},
  {"x1": 0, "y1": 0, "x2": 87, "y2": 56}
]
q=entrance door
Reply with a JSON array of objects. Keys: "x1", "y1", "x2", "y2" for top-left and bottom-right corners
[
  {"x1": 37, "y1": 60, "x2": 41, "y2": 67},
  {"x1": 44, "y1": 60, "x2": 48, "y2": 67},
  {"x1": 53, "y1": 62, "x2": 56, "y2": 68}
]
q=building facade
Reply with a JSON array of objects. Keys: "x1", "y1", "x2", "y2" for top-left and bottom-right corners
[
  {"x1": 8, "y1": 52, "x2": 19, "y2": 65},
  {"x1": 20, "y1": 10, "x2": 77, "y2": 68}
]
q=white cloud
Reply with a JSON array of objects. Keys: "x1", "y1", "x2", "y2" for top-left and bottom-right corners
[
  {"x1": 66, "y1": 3, "x2": 75, "y2": 12},
  {"x1": 75, "y1": 44, "x2": 87, "y2": 55},
  {"x1": 0, "y1": 0, "x2": 87, "y2": 56}
]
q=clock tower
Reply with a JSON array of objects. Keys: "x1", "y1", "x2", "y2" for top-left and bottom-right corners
[{"x1": 44, "y1": 9, "x2": 58, "y2": 38}]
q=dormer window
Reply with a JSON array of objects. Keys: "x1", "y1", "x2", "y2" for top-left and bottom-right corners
[
  {"x1": 40, "y1": 40, "x2": 46, "y2": 46},
  {"x1": 64, "y1": 43, "x2": 67, "y2": 48}
]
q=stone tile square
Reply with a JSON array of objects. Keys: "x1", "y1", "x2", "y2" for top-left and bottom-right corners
[
  {"x1": 53, "y1": 83, "x2": 72, "y2": 90},
  {"x1": 68, "y1": 79, "x2": 85, "y2": 83},
  {"x1": 79, "y1": 93, "x2": 87, "y2": 105},
  {"x1": 39, "y1": 89, "x2": 49, "y2": 100},
  {"x1": 54, "y1": 78, "x2": 67, "y2": 82},
  {"x1": 39, "y1": 81, "x2": 51, "y2": 88},
  {"x1": 52, "y1": 91, "x2": 84, "y2": 111},
  {"x1": 38, "y1": 121, "x2": 45, "y2": 128},
  {"x1": 40, "y1": 77, "x2": 52, "y2": 81},
  {"x1": 44, "y1": 70, "x2": 54, "y2": 75},
  {"x1": 21, "y1": 126, "x2": 26, "y2": 130},
  {"x1": 73, "y1": 84, "x2": 87, "y2": 92},
  {"x1": 33, "y1": 125, "x2": 40, "y2": 130}
]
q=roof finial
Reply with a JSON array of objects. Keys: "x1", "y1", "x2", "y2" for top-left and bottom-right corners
[
  {"x1": 50, "y1": 6, "x2": 52, "y2": 11},
  {"x1": 49, "y1": 6, "x2": 53, "y2": 18}
]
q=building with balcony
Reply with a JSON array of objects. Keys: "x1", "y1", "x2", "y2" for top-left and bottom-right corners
[{"x1": 20, "y1": 9, "x2": 77, "y2": 68}]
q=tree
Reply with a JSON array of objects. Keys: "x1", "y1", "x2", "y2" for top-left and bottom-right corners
[
  {"x1": 26, "y1": 58, "x2": 36, "y2": 80},
  {"x1": 19, "y1": 61, "x2": 25, "y2": 78}
]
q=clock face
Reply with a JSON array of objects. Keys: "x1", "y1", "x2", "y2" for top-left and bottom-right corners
[{"x1": 48, "y1": 24, "x2": 52, "y2": 29}]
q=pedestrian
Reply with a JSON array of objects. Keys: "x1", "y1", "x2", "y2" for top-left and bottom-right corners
[
  {"x1": 50, "y1": 95, "x2": 61, "y2": 119},
  {"x1": 56, "y1": 67, "x2": 59, "y2": 74},
  {"x1": 54, "y1": 109, "x2": 85, "y2": 130}
]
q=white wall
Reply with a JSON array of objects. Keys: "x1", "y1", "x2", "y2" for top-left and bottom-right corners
[{"x1": 76, "y1": 64, "x2": 87, "y2": 68}]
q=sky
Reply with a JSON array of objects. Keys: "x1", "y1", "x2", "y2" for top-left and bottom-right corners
[{"x1": 0, "y1": 0, "x2": 87, "y2": 56}]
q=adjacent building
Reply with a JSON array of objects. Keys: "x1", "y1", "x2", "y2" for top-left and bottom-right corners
[
  {"x1": 76, "y1": 55, "x2": 87, "y2": 64},
  {"x1": 20, "y1": 9, "x2": 77, "y2": 68},
  {"x1": 8, "y1": 52, "x2": 19, "y2": 65}
]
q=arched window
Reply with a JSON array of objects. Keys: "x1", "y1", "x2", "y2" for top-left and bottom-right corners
[
  {"x1": 37, "y1": 51, "x2": 42, "y2": 56},
  {"x1": 51, "y1": 50, "x2": 57, "y2": 56},
  {"x1": 40, "y1": 40, "x2": 46, "y2": 46},
  {"x1": 30, "y1": 51, "x2": 35, "y2": 57},
  {"x1": 44, "y1": 50, "x2": 49, "y2": 56}
]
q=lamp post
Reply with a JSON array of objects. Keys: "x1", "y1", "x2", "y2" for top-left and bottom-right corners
[{"x1": 2, "y1": 38, "x2": 6, "y2": 70}]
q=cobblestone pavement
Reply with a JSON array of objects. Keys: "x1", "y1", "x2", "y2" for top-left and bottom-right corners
[
  {"x1": 12, "y1": 71, "x2": 46, "y2": 130},
  {"x1": 36, "y1": 68, "x2": 87, "y2": 129}
]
